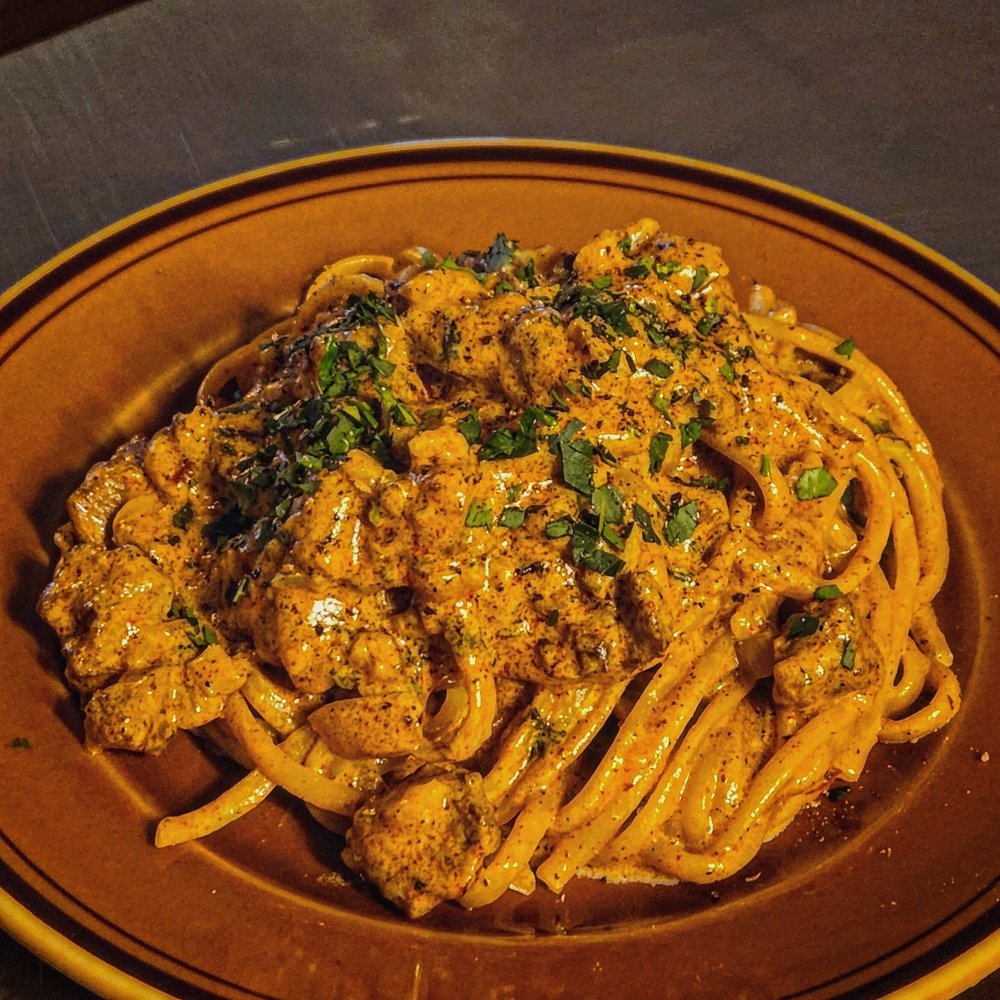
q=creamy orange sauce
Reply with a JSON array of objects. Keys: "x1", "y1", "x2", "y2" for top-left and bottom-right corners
[{"x1": 38, "y1": 220, "x2": 956, "y2": 917}]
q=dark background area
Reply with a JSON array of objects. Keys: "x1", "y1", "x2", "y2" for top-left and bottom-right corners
[{"x1": 1, "y1": 2, "x2": 997, "y2": 997}]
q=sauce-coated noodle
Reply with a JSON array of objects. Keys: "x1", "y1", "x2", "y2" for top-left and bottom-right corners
[{"x1": 39, "y1": 220, "x2": 957, "y2": 917}]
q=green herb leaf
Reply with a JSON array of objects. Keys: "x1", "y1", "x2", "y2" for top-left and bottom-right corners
[
  {"x1": 618, "y1": 234, "x2": 639, "y2": 256},
  {"x1": 576, "y1": 546, "x2": 626, "y2": 576},
  {"x1": 347, "y1": 292, "x2": 398, "y2": 327},
  {"x1": 457, "y1": 409, "x2": 481, "y2": 445},
  {"x1": 795, "y1": 466, "x2": 838, "y2": 500},
  {"x1": 643, "y1": 358, "x2": 674, "y2": 379},
  {"x1": 592, "y1": 483, "x2": 625, "y2": 527},
  {"x1": 834, "y1": 338, "x2": 855, "y2": 359},
  {"x1": 664, "y1": 499, "x2": 699, "y2": 546},
  {"x1": 690, "y1": 474, "x2": 730, "y2": 492},
  {"x1": 558, "y1": 435, "x2": 595, "y2": 496},
  {"x1": 171, "y1": 502, "x2": 194, "y2": 530},
  {"x1": 760, "y1": 454, "x2": 772, "y2": 477},
  {"x1": 862, "y1": 416, "x2": 892, "y2": 436},
  {"x1": 498, "y1": 506, "x2": 526, "y2": 528},
  {"x1": 582, "y1": 349, "x2": 623, "y2": 381},
  {"x1": 787, "y1": 614, "x2": 821, "y2": 639},
  {"x1": 814, "y1": 584, "x2": 843, "y2": 600},
  {"x1": 480, "y1": 407, "x2": 553, "y2": 461},
  {"x1": 187, "y1": 623, "x2": 219, "y2": 650},
  {"x1": 690, "y1": 265, "x2": 711, "y2": 292},
  {"x1": 719, "y1": 360, "x2": 736, "y2": 383},
  {"x1": 680, "y1": 418, "x2": 706, "y2": 448},
  {"x1": 696, "y1": 313, "x2": 724, "y2": 337},
  {"x1": 481, "y1": 233, "x2": 517, "y2": 272},
  {"x1": 633, "y1": 503, "x2": 661, "y2": 544},
  {"x1": 464, "y1": 500, "x2": 493, "y2": 529},
  {"x1": 841, "y1": 638, "x2": 857, "y2": 670},
  {"x1": 624, "y1": 256, "x2": 654, "y2": 279},
  {"x1": 569, "y1": 520, "x2": 625, "y2": 576},
  {"x1": 374, "y1": 384, "x2": 418, "y2": 427},
  {"x1": 544, "y1": 517, "x2": 574, "y2": 538},
  {"x1": 648, "y1": 432, "x2": 672, "y2": 474},
  {"x1": 9, "y1": 737, "x2": 31, "y2": 749}
]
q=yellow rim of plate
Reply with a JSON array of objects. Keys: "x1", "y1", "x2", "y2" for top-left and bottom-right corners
[
  {"x1": 1, "y1": 138, "x2": 997, "y2": 1000},
  {"x1": 0, "y1": 892, "x2": 171, "y2": 1000}
]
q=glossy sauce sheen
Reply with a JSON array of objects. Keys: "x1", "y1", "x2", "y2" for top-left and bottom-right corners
[{"x1": 37, "y1": 219, "x2": 955, "y2": 918}]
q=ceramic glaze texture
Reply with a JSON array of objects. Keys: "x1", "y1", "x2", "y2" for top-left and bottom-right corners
[{"x1": 0, "y1": 143, "x2": 997, "y2": 1000}]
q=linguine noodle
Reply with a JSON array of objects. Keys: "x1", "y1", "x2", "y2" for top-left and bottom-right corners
[{"x1": 38, "y1": 220, "x2": 957, "y2": 917}]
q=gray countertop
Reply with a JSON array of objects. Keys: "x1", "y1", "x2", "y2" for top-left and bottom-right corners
[{"x1": 1, "y1": 2, "x2": 997, "y2": 997}]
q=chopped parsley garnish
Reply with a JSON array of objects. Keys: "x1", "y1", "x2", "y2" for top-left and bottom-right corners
[
  {"x1": 187, "y1": 623, "x2": 219, "y2": 650},
  {"x1": 795, "y1": 466, "x2": 838, "y2": 500},
  {"x1": 862, "y1": 416, "x2": 892, "y2": 436},
  {"x1": 834, "y1": 337, "x2": 855, "y2": 359},
  {"x1": 582, "y1": 349, "x2": 623, "y2": 381},
  {"x1": 374, "y1": 384, "x2": 417, "y2": 427},
  {"x1": 569, "y1": 519, "x2": 626, "y2": 576},
  {"x1": 497, "y1": 506, "x2": 526, "y2": 528},
  {"x1": 760, "y1": 454, "x2": 772, "y2": 477},
  {"x1": 648, "y1": 432, "x2": 672, "y2": 474},
  {"x1": 624, "y1": 256, "x2": 654, "y2": 279},
  {"x1": 841, "y1": 638, "x2": 857, "y2": 670},
  {"x1": 814, "y1": 584, "x2": 843, "y2": 600},
  {"x1": 544, "y1": 515, "x2": 624, "y2": 577},
  {"x1": 480, "y1": 233, "x2": 517, "y2": 272},
  {"x1": 679, "y1": 418, "x2": 707, "y2": 449},
  {"x1": 689, "y1": 474, "x2": 730, "y2": 492},
  {"x1": 9, "y1": 737, "x2": 31, "y2": 749},
  {"x1": 643, "y1": 358, "x2": 674, "y2": 379},
  {"x1": 690, "y1": 265, "x2": 711, "y2": 292},
  {"x1": 696, "y1": 312, "x2": 724, "y2": 337},
  {"x1": 479, "y1": 405, "x2": 556, "y2": 462},
  {"x1": 651, "y1": 391, "x2": 673, "y2": 419},
  {"x1": 456, "y1": 409, "x2": 481, "y2": 445},
  {"x1": 719, "y1": 360, "x2": 736, "y2": 383},
  {"x1": 555, "y1": 280, "x2": 632, "y2": 340},
  {"x1": 171, "y1": 502, "x2": 194, "y2": 530},
  {"x1": 544, "y1": 517, "x2": 574, "y2": 539},
  {"x1": 618, "y1": 233, "x2": 640, "y2": 256},
  {"x1": 592, "y1": 483, "x2": 625, "y2": 546},
  {"x1": 464, "y1": 500, "x2": 493, "y2": 529},
  {"x1": 633, "y1": 503, "x2": 661, "y2": 544},
  {"x1": 787, "y1": 614, "x2": 821, "y2": 639},
  {"x1": 528, "y1": 708, "x2": 567, "y2": 759},
  {"x1": 228, "y1": 575, "x2": 250, "y2": 604},
  {"x1": 664, "y1": 497, "x2": 700, "y2": 546},
  {"x1": 169, "y1": 601, "x2": 219, "y2": 649},
  {"x1": 557, "y1": 433, "x2": 596, "y2": 497}
]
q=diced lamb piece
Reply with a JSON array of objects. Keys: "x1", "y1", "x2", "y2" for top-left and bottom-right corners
[
  {"x1": 84, "y1": 645, "x2": 250, "y2": 753},
  {"x1": 343, "y1": 767, "x2": 500, "y2": 917}
]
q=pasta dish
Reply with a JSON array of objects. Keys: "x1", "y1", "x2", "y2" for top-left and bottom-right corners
[{"x1": 38, "y1": 219, "x2": 959, "y2": 917}]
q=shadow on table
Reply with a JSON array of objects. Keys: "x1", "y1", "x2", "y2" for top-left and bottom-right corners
[{"x1": 0, "y1": 0, "x2": 141, "y2": 56}]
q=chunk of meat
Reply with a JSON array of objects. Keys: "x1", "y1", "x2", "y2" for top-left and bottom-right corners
[
  {"x1": 343, "y1": 767, "x2": 500, "y2": 917},
  {"x1": 38, "y1": 543, "x2": 180, "y2": 693},
  {"x1": 66, "y1": 438, "x2": 151, "y2": 545},
  {"x1": 84, "y1": 644, "x2": 250, "y2": 753}
]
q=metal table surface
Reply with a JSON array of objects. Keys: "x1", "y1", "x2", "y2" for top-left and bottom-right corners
[{"x1": 0, "y1": 2, "x2": 997, "y2": 998}]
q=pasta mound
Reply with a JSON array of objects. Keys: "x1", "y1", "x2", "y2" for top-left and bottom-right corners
[{"x1": 39, "y1": 219, "x2": 958, "y2": 917}]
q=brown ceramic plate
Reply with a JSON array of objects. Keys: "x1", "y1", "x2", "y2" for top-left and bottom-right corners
[{"x1": 0, "y1": 141, "x2": 998, "y2": 1000}]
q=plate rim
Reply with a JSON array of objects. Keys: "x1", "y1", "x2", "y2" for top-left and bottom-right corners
[{"x1": 1, "y1": 137, "x2": 997, "y2": 1000}]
